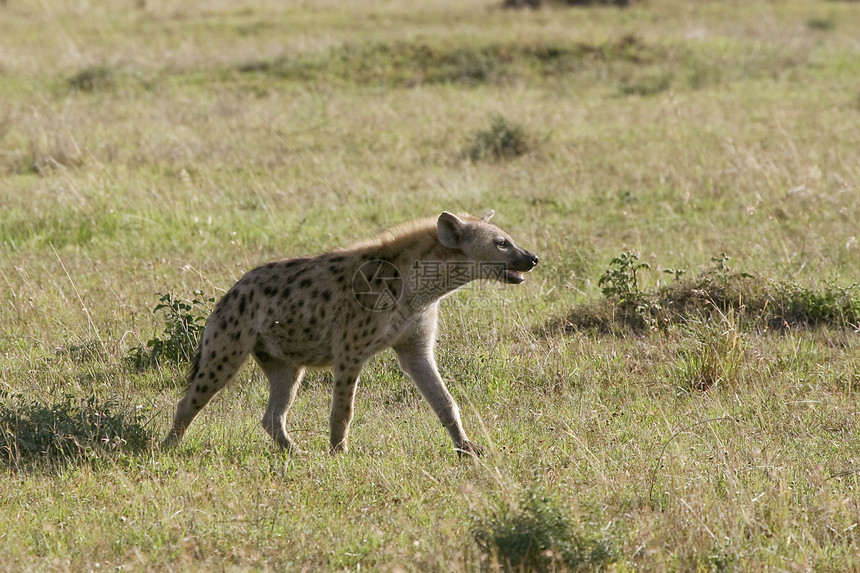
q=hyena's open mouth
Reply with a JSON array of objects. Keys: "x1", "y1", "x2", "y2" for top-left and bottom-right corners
[
  {"x1": 504, "y1": 270, "x2": 527, "y2": 284},
  {"x1": 504, "y1": 251, "x2": 539, "y2": 284}
]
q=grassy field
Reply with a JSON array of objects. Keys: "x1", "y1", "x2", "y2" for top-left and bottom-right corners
[{"x1": 1, "y1": 0, "x2": 859, "y2": 570}]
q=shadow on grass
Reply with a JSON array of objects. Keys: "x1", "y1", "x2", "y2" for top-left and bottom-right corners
[{"x1": 0, "y1": 392, "x2": 155, "y2": 472}]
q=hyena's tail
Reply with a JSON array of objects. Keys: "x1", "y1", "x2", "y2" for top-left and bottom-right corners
[
  {"x1": 186, "y1": 345, "x2": 202, "y2": 389},
  {"x1": 162, "y1": 346, "x2": 202, "y2": 449}
]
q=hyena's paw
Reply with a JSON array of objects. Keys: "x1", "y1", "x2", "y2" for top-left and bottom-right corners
[
  {"x1": 160, "y1": 431, "x2": 181, "y2": 450},
  {"x1": 455, "y1": 440, "x2": 486, "y2": 458},
  {"x1": 273, "y1": 438, "x2": 304, "y2": 456},
  {"x1": 329, "y1": 441, "x2": 348, "y2": 455}
]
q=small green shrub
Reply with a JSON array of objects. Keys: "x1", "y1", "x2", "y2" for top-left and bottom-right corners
[
  {"x1": 0, "y1": 392, "x2": 153, "y2": 467},
  {"x1": 126, "y1": 291, "x2": 214, "y2": 370},
  {"x1": 473, "y1": 487, "x2": 617, "y2": 571},
  {"x1": 598, "y1": 251, "x2": 650, "y2": 299},
  {"x1": 466, "y1": 114, "x2": 531, "y2": 162}
]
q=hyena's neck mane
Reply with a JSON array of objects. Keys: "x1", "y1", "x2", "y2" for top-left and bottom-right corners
[
  {"x1": 346, "y1": 214, "x2": 481, "y2": 258},
  {"x1": 343, "y1": 215, "x2": 484, "y2": 304}
]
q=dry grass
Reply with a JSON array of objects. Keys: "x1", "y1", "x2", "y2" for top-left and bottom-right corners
[{"x1": 1, "y1": 0, "x2": 859, "y2": 569}]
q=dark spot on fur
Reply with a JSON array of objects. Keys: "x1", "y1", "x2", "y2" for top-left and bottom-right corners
[
  {"x1": 336, "y1": 275, "x2": 346, "y2": 285},
  {"x1": 191, "y1": 398, "x2": 198, "y2": 405},
  {"x1": 299, "y1": 278, "x2": 312, "y2": 288},
  {"x1": 330, "y1": 255, "x2": 345, "y2": 263},
  {"x1": 234, "y1": 331, "x2": 242, "y2": 341},
  {"x1": 217, "y1": 364, "x2": 223, "y2": 371},
  {"x1": 200, "y1": 385, "x2": 209, "y2": 393},
  {"x1": 222, "y1": 356, "x2": 229, "y2": 363},
  {"x1": 220, "y1": 320, "x2": 228, "y2": 330},
  {"x1": 239, "y1": 295, "x2": 247, "y2": 315},
  {"x1": 320, "y1": 309, "x2": 326, "y2": 319},
  {"x1": 210, "y1": 351, "x2": 217, "y2": 360},
  {"x1": 309, "y1": 317, "x2": 317, "y2": 326},
  {"x1": 303, "y1": 327, "x2": 311, "y2": 335},
  {"x1": 322, "y1": 290, "x2": 332, "y2": 302},
  {"x1": 263, "y1": 286, "x2": 274, "y2": 296},
  {"x1": 209, "y1": 372, "x2": 215, "y2": 380},
  {"x1": 195, "y1": 384, "x2": 201, "y2": 392},
  {"x1": 282, "y1": 286, "x2": 291, "y2": 298}
]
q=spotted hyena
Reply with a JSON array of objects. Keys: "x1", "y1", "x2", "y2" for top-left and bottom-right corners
[{"x1": 163, "y1": 211, "x2": 538, "y2": 456}]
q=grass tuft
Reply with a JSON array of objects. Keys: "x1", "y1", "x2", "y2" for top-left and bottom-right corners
[
  {"x1": 465, "y1": 114, "x2": 532, "y2": 162},
  {"x1": 67, "y1": 65, "x2": 116, "y2": 93},
  {"x1": 473, "y1": 487, "x2": 618, "y2": 571},
  {"x1": 0, "y1": 392, "x2": 153, "y2": 468},
  {"x1": 235, "y1": 36, "x2": 658, "y2": 87},
  {"x1": 672, "y1": 310, "x2": 745, "y2": 391}
]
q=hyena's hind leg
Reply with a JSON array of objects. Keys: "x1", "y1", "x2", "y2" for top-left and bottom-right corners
[
  {"x1": 253, "y1": 353, "x2": 305, "y2": 453},
  {"x1": 162, "y1": 338, "x2": 251, "y2": 448}
]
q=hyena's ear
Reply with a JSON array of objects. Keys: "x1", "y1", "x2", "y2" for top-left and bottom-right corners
[
  {"x1": 437, "y1": 211, "x2": 465, "y2": 249},
  {"x1": 481, "y1": 210, "x2": 495, "y2": 222}
]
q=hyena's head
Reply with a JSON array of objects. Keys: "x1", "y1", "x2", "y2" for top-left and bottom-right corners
[{"x1": 436, "y1": 211, "x2": 539, "y2": 284}]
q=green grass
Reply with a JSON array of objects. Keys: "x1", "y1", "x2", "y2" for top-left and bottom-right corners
[{"x1": 1, "y1": 0, "x2": 860, "y2": 569}]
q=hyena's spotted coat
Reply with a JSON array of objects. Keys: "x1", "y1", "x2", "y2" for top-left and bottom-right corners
[{"x1": 163, "y1": 211, "x2": 538, "y2": 456}]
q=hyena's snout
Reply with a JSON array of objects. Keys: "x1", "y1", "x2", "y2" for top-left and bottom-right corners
[{"x1": 503, "y1": 248, "x2": 539, "y2": 284}]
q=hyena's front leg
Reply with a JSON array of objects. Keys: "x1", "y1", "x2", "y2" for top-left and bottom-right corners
[
  {"x1": 329, "y1": 359, "x2": 363, "y2": 454},
  {"x1": 394, "y1": 344, "x2": 485, "y2": 457}
]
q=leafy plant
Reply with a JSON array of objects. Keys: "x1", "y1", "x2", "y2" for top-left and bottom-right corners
[
  {"x1": 0, "y1": 391, "x2": 153, "y2": 467},
  {"x1": 473, "y1": 487, "x2": 617, "y2": 571},
  {"x1": 598, "y1": 251, "x2": 650, "y2": 299},
  {"x1": 126, "y1": 290, "x2": 214, "y2": 370}
]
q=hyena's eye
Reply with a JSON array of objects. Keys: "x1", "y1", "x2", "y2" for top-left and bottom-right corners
[{"x1": 496, "y1": 238, "x2": 509, "y2": 249}]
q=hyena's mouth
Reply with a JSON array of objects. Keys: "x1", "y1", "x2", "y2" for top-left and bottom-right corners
[{"x1": 503, "y1": 270, "x2": 526, "y2": 284}]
